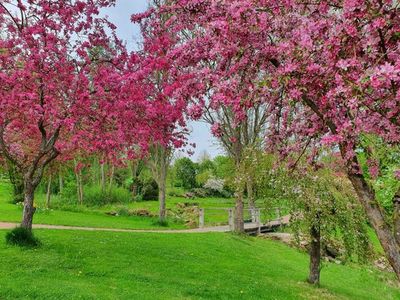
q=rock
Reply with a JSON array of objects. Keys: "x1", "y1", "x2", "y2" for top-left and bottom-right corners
[
  {"x1": 261, "y1": 233, "x2": 294, "y2": 245},
  {"x1": 130, "y1": 209, "x2": 154, "y2": 217},
  {"x1": 106, "y1": 211, "x2": 118, "y2": 216},
  {"x1": 184, "y1": 192, "x2": 195, "y2": 199}
]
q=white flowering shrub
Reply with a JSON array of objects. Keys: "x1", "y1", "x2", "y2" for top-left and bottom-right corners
[{"x1": 204, "y1": 177, "x2": 225, "y2": 193}]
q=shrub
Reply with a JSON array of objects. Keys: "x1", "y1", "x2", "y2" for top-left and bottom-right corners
[
  {"x1": 6, "y1": 227, "x2": 41, "y2": 248},
  {"x1": 168, "y1": 190, "x2": 184, "y2": 197},
  {"x1": 152, "y1": 219, "x2": 169, "y2": 227},
  {"x1": 83, "y1": 185, "x2": 131, "y2": 206},
  {"x1": 141, "y1": 179, "x2": 159, "y2": 201},
  {"x1": 196, "y1": 170, "x2": 213, "y2": 187},
  {"x1": 10, "y1": 193, "x2": 24, "y2": 204},
  {"x1": 174, "y1": 157, "x2": 198, "y2": 190},
  {"x1": 190, "y1": 188, "x2": 210, "y2": 198},
  {"x1": 133, "y1": 194, "x2": 143, "y2": 201},
  {"x1": 204, "y1": 177, "x2": 225, "y2": 193},
  {"x1": 108, "y1": 207, "x2": 155, "y2": 217},
  {"x1": 116, "y1": 207, "x2": 130, "y2": 216}
]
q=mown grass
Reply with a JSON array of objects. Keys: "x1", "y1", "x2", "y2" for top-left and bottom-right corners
[
  {"x1": 0, "y1": 180, "x2": 281, "y2": 228},
  {"x1": 0, "y1": 182, "x2": 184, "y2": 230},
  {"x1": 0, "y1": 180, "x2": 251, "y2": 228},
  {"x1": 0, "y1": 230, "x2": 398, "y2": 299}
]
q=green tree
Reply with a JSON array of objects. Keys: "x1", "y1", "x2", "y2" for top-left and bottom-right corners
[
  {"x1": 258, "y1": 163, "x2": 370, "y2": 286},
  {"x1": 174, "y1": 157, "x2": 197, "y2": 190}
]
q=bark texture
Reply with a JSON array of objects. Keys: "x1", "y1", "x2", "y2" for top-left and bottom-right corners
[
  {"x1": 148, "y1": 144, "x2": 171, "y2": 222},
  {"x1": 308, "y1": 223, "x2": 321, "y2": 285},
  {"x1": 393, "y1": 188, "x2": 400, "y2": 247},
  {"x1": 348, "y1": 173, "x2": 400, "y2": 280},
  {"x1": 74, "y1": 160, "x2": 83, "y2": 205},
  {"x1": 21, "y1": 181, "x2": 36, "y2": 230},
  {"x1": 46, "y1": 174, "x2": 52, "y2": 208},
  {"x1": 100, "y1": 162, "x2": 106, "y2": 192},
  {"x1": 159, "y1": 177, "x2": 167, "y2": 221},
  {"x1": 234, "y1": 190, "x2": 245, "y2": 232}
]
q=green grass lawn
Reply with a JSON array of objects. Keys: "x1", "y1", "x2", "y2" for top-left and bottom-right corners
[
  {"x1": 0, "y1": 182, "x2": 184, "y2": 230},
  {"x1": 0, "y1": 230, "x2": 398, "y2": 299},
  {"x1": 0, "y1": 180, "x2": 245, "y2": 228},
  {"x1": 0, "y1": 180, "x2": 281, "y2": 228}
]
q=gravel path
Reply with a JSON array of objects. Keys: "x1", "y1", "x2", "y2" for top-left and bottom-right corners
[
  {"x1": 0, "y1": 222, "x2": 231, "y2": 233},
  {"x1": 0, "y1": 215, "x2": 290, "y2": 234}
]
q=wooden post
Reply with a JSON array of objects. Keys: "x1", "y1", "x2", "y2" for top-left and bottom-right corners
[
  {"x1": 250, "y1": 208, "x2": 256, "y2": 223},
  {"x1": 256, "y1": 208, "x2": 261, "y2": 235},
  {"x1": 228, "y1": 208, "x2": 234, "y2": 231},
  {"x1": 199, "y1": 208, "x2": 205, "y2": 228}
]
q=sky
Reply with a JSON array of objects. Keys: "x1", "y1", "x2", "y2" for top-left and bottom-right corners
[{"x1": 103, "y1": 0, "x2": 223, "y2": 161}]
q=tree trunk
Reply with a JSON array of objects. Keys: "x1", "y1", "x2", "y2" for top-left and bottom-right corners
[
  {"x1": 393, "y1": 188, "x2": 400, "y2": 247},
  {"x1": 58, "y1": 173, "x2": 63, "y2": 194},
  {"x1": 233, "y1": 153, "x2": 245, "y2": 233},
  {"x1": 100, "y1": 162, "x2": 106, "y2": 192},
  {"x1": 158, "y1": 164, "x2": 167, "y2": 222},
  {"x1": 348, "y1": 173, "x2": 400, "y2": 280},
  {"x1": 46, "y1": 174, "x2": 52, "y2": 208},
  {"x1": 109, "y1": 164, "x2": 115, "y2": 190},
  {"x1": 234, "y1": 190, "x2": 245, "y2": 232},
  {"x1": 308, "y1": 223, "x2": 321, "y2": 285},
  {"x1": 74, "y1": 161, "x2": 83, "y2": 205},
  {"x1": 159, "y1": 180, "x2": 166, "y2": 222},
  {"x1": 21, "y1": 180, "x2": 36, "y2": 231},
  {"x1": 131, "y1": 161, "x2": 140, "y2": 201},
  {"x1": 79, "y1": 175, "x2": 83, "y2": 204}
]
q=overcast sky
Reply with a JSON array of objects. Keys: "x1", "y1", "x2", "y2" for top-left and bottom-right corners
[{"x1": 103, "y1": 0, "x2": 223, "y2": 161}]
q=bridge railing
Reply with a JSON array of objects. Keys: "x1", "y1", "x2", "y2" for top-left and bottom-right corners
[{"x1": 198, "y1": 207, "x2": 284, "y2": 229}]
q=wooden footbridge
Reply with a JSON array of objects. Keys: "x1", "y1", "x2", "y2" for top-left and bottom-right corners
[{"x1": 197, "y1": 207, "x2": 290, "y2": 235}]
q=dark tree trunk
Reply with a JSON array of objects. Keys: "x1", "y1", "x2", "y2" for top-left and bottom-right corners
[
  {"x1": 393, "y1": 188, "x2": 400, "y2": 247},
  {"x1": 308, "y1": 223, "x2": 321, "y2": 285},
  {"x1": 348, "y1": 173, "x2": 400, "y2": 280},
  {"x1": 21, "y1": 180, "x2": 36, "y2": 230}
]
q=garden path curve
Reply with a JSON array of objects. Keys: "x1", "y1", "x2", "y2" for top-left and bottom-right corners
[{"x1": 0, "y1": 215, "x2": 290, "y2": 234}]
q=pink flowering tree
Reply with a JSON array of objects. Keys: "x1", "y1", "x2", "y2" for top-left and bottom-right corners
[
  {"x1": 138, "y1": 0, "x2": 400, "y2": 278},
  {"x1": 133, "y1": 2, "x2": 192, "y2": 222},
  {"x1": 262, "y1": 0, "x2": 400, "y2": 279},
  {"x1": 0, "y1": 0, "x2": 135, "y2": 230},
  {"x1": 134, "y1": 0, "x2": 277, "y2": 232}
]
